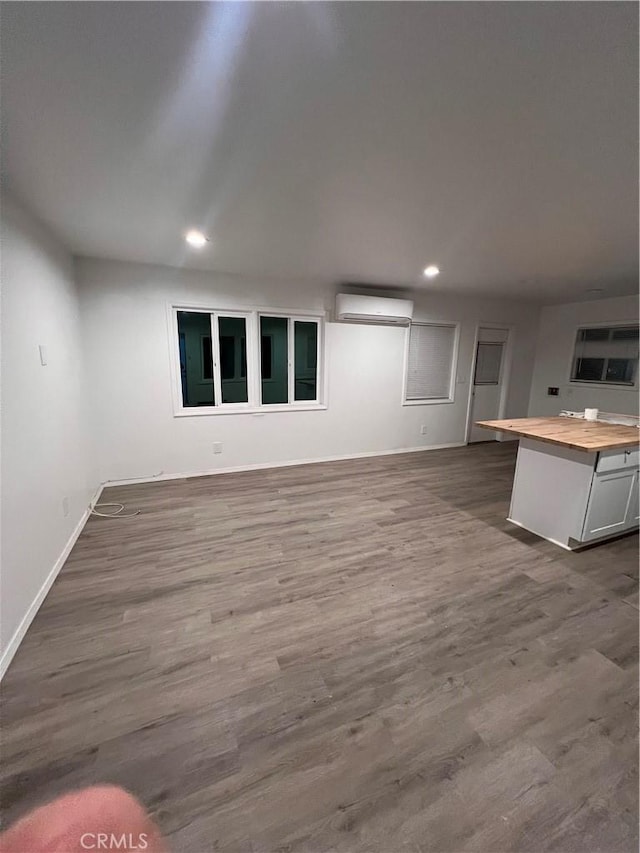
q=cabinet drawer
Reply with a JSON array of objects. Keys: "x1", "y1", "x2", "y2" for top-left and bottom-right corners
[{"x1": 596, "y1": 447, "x2": 639, "y2": 473}]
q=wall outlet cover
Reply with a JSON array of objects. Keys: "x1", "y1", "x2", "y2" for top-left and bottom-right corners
[
  {"x1": 420, "y1": 425, "x2": 428, "y2": 435},
  {"x1": 213, "y1": 442, "x2": 223, "y2": 454},
  {"x1": 547, "y1": 387, "x2": 560, "y2": 396}
]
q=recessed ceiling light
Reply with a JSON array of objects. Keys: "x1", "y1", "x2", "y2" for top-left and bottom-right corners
[
  {"x1": 185, "y1": 230, "x2": 208, "y2": 248},
  {"x1": 423, "y1": 265, "x2": 440, "y2": 278}
]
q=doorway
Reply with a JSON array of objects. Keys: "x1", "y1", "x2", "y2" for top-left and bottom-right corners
[{"x1": 468, "y1": 327, "x2": 510, "y2": 443}]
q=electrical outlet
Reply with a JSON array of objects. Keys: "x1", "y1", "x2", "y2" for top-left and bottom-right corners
[
  {"x1": 420, "y1": 425, "x2": 428, "y2": 435},
  {"x1": 62, "y1": 497, "x2": 70, "y2": 517},
  {"x1": 213, "y1": 442, "x2": 223, "y2": 454}
]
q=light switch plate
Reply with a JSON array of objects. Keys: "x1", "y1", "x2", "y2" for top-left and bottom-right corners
[{"x1": 39, "y1": 345, "x2": 48, "y2": 366}]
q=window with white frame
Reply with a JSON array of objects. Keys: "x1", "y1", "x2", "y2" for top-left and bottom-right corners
[
  {"x1": 405, "y1": 322, "x2": 458, "y2": 403},
  {"x1": 570, "y1": 325, "x2": 639, "y2": 385},
  {"x1": 174, "y1": 308, "x2": 322, "y2": 412}
]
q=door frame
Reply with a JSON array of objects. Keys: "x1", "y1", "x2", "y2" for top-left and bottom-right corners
[{"x1": 465, "y1": 323, "x2": 515, "y2": 443}]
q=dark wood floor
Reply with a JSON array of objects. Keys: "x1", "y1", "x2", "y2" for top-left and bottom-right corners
[{"x1": 1, "y1": 442, "x2": 638, "y2": 852}]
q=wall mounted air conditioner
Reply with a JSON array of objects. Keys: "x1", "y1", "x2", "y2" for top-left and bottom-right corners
[{"x1": 335, "y1": 293, "x2": 414, "y2": 326}]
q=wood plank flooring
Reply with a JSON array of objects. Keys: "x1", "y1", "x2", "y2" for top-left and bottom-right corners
[{"x1": 1, "y1": 442, "x2": 638, "y2": 852}]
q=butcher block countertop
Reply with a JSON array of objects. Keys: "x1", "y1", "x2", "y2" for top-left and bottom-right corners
[{"x1": 475, "y1": 416, "x2": 640, "y2": 452}]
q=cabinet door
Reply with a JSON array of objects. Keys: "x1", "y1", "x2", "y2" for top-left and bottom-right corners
[
  {"x1": 625, "y1": 470, "x2": 639, "y2": 527},
  {"x1": 582, "y1": 469, "x2": 637, "y2": 542}
]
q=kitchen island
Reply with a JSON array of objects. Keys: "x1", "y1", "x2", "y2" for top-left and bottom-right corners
[{"x1": 476, "y1": 417, "x2": 639, "y2": 549}]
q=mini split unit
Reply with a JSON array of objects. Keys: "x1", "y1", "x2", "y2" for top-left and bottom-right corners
[{"x1": 335, "y1": 293, "x2": 414, "y2": 326}]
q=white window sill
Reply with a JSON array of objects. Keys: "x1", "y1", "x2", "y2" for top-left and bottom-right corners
[
  {"x1": 403, "y1": 398, "x2": 455, "y2": 406},
  {"x1": 174, "y1": 403, "x2": 327, "y2": 417},
  {"x1": 569, "y1": 380, "x2": 637, "y2": 389}
]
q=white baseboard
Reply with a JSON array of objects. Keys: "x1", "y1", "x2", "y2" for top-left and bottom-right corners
[
  {"x1": 0, "y1": 483, "x2": 104, "y2": 681},
  {"x1": 103, "y1": 441, "x2": 468, "y2": 487}
]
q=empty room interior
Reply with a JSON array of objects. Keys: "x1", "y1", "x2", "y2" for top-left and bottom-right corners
[{"x1": 1, "y1": 2, "x2": 639, "y2": 851}]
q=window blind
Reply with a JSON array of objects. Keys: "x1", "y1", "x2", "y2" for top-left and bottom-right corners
[
  {"x1": 474, "y1": 342, "x2": 503, "y2": 385},
  {"x1": 406, "y1": 323, "x2": 456, "y2": 400}
]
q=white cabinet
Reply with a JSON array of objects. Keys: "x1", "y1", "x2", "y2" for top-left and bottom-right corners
[
  {"x1": 508, "y1": 438, "x2": 639, "y2": 550},
  {"x1": 582, "y1": 467, "x2": 639, "y2": 542}
]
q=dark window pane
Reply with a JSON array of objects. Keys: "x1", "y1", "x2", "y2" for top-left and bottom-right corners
[
  {"x1": 573, "y1": 358, "x2": 605, "y2": 382},
  {"x1": 582, "y1": 328, "x2": 610, "y2": 342},
  {"x1": 218, "y1": 317, "x2": 248, "y2": 403},
  {"x1": 294, "y1": 321, "x2": 318, "y2": 401},
  {"x1": 606, "y1": 358, "x2": 636, "y2": 383},
  {"x1": 261, "y1": 336, "x2": 272, "y2": 380},
  {"x1": 202, "y1": 336, "x2": 213, "y2": 380},
  {"x1": 220, "y1": 336, "x2": 234, "y2": 380},
  {"x1": 307, "y1": 333, "x2": 317, "y2": 369},
  {"x1": 611, "y1": 327, "x2": 639, "y2": 341},
  {"x1": 177, "y1": 311, "x2": 214, "y2": 406},
  {"x1": 260, "y1": 317, "x2": 288, "y2": 403}
]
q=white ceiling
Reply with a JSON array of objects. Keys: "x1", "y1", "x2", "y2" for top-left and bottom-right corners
[{"x1": 2, "y1": 2, "x2": 638, "y2": 302}]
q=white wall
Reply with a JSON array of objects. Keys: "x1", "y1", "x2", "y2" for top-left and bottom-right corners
[
  {"x1": 77, "y1": 258, "x2": 540, "y2": 484},
  {"x1": 1, "y1": 195, "x2": 97, "y2": 671},
  {"x1": 528, "y1": 295, "x2": 640, "y2": 417}
]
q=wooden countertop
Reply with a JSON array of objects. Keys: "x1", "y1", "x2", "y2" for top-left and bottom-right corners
[{"x1": 475, "y1": 417, "x2": 640, "y2": 452}]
